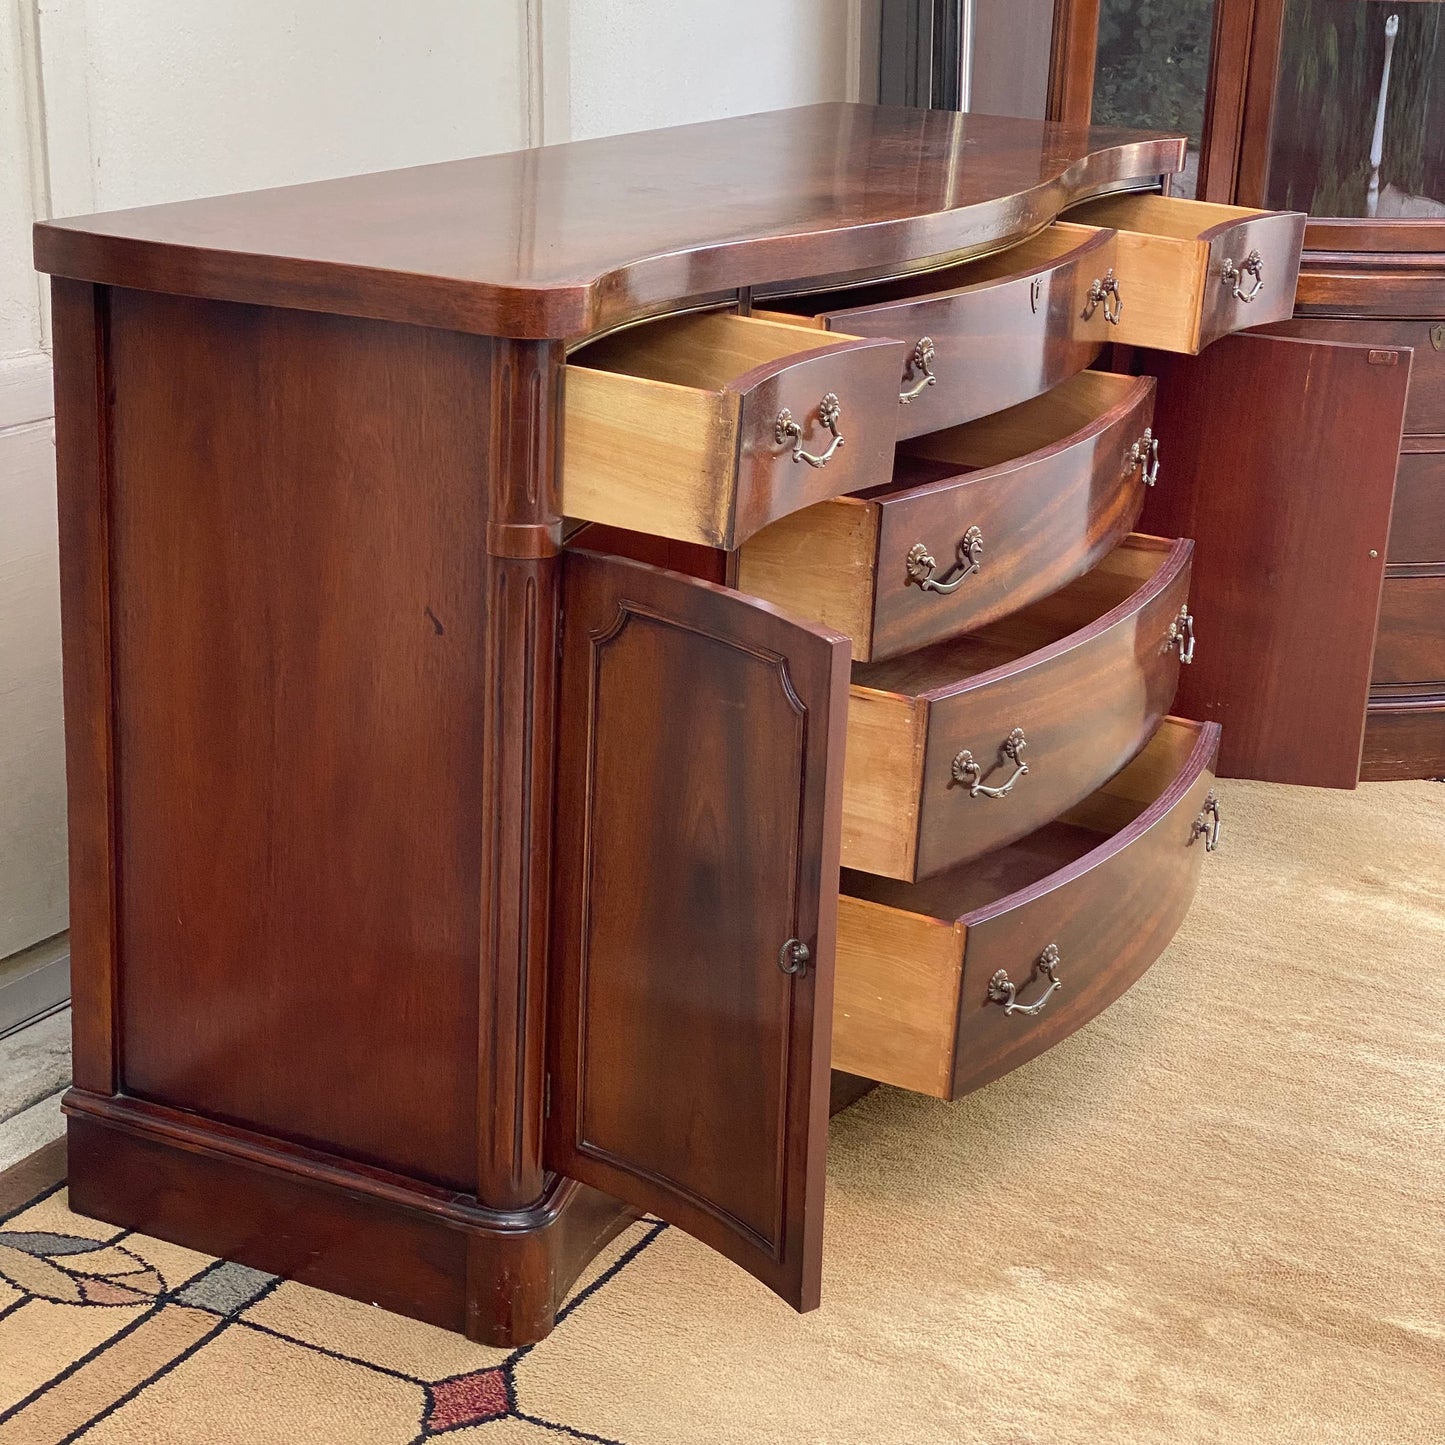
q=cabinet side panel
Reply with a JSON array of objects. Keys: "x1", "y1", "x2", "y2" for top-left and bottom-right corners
[{"x1": 106, "y1": 292, "x2": 490, "y2": 1190}]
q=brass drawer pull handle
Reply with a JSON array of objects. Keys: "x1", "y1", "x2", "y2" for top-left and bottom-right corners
[
  {"x1": 1221, "y1": 249, "x2": 1264, "y2": 303},
  {"x1": 776, "y1": 392, "x2": 845, "y2": 468},
  {"x1": 988, "y1": 944, "x2": 1062, "y2": 1017},
  {"x1": 899, "y1": 337, "x2": 938, "y2": 404},
  {"x1": 1167, "y1": 604, "x2": 1196, "y2": 664},
  {"x1": 906, "y1": 526, "x2": 983, "y2": 594},
  {"x1": 1083, "y1": 268, "x2": 1123, "y2": 325},
  {"x1": 1191, "y1": 790, "x2": 1222, "y2": 852},
  {"x1": 1128, "y1": 427, "x2": 1160, "y2": 487},
  {"x1": 778, "y1": 937, "x2": 810, "y2": 977},
  {"x1": 952, "y1": 727, "x2": 1028, "y2": 799}
]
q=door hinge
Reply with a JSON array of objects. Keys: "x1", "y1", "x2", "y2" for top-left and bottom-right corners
[{"x1": 543, "y1": 1071, "x2": 552, "y2": 1119}]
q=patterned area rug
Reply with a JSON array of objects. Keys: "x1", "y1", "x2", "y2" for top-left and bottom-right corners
[{"x1": 2, "y1": 778, "x2": 1443, "y2": 1444}]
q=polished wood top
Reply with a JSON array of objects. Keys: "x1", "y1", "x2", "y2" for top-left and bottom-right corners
[{"x1": 34, "y1": 105, "x2": 1183, "y2": 339}]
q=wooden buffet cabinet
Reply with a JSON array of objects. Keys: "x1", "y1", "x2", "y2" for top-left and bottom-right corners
[{"x1": 35, "y1": 105, "x2": 1312, "y2": 1346}]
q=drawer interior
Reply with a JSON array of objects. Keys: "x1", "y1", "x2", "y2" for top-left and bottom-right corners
[
  {"x1": 841, "y1": 716, "x2": 1201, "y2": 923},
  {"x1": 899, "y1": 368, "x2": 1136, "y2": 472},
  {"x1": 1065, "y1": 192, "x2": 1272, "y2": 242},
  {"x1": 853, "y1": 534, "x2": 1173, "y2": 700},
  {"x1": 759, "y1": 224, "x2": 1110, "y2": 319},
  {"x1": 570, "y1": 309, "x2": 843, "y2": 389}
]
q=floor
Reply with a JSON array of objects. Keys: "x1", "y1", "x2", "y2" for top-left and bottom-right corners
[
  {"x1": 0, "y1": 775, "x2": 1441, "y2": 1443},
  {"x1": 0, "y1": 1005, "x2": 70, "y2": 1173}
]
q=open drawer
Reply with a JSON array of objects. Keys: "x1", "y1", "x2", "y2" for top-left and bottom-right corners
[
  {"x1": 843, "y1": 535, "x2": 1194, "y2": 881},
  {"x1": 833, "y1": 717, "x2": 1221, "y2": 1100},
  {"x1": 562, "y1": 311, "x2": 904, "y2": 549},
  {"x1": 754, "y1": 225, "x2": 1120, "y2": 439},
  {"x1": 737, "y1": 369, "x2": 1157, "y2": 661},
  {"x1": 1060, "y1": 193, "x2": 1306, "y2": 353}
]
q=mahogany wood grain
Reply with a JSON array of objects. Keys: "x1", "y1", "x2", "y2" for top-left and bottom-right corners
[
  {"x1": 832, "y1": 719, "x2": 1220, "y2": 1099},
  {"x1": 548, "y1": 551, "x2": 849, "y2": 1312},
  {"x1": 1360, "y1": 696, "x2": 1445, "y2": 781},
  {"x1": 1372, "y1": 571, "x2": 1445, "y2": 686},
  {"x1": 104, "y1": 290, "x2": 491, "y2": 1190},
  {"x1": 1388, "y1": 453, "x2": 1445, "y2": 566},
  {"x1": 1294, "y1": 259, "x2": 1445, "y2": 319},
  {"x1": 844, "y1": 536, "x2": 1192, "y2": 882},
  {"x1": 64, "y1": 1096, "x2": 634, "y2": 1347},
  {"x1": 1267, "y1": 316, "x2": 1445, "y2": 436},
  {"x1": 738, "y1": 370, "x2": 1155, "y2": 662},
  {"x1": 1047, "y1": 0, "x2": 1101, "y2": 126},
  {"x1": 759, "y1": 225, "x2": 1117, "y2": 439},
  {"x1": 50, "y1": 279, "x2": 117, "y2": 1097},
  {"x1": 1139, "y1": 332, "x2": 1409, "y2": 786},
  {"x1": 477, "y1": 340, "x2": 563, "y2": 1212},
  {"x1": 34, "y1": 107, "x2": 1184, "y2": 341}
]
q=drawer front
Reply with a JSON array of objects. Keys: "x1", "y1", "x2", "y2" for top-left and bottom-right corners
[
  {"x1": 1372, "y1": 571, "x2": 1445, "y2": 685},
  {"x1": 814, "y1": 229, "x2": 1117, "y2": 440},
  {"x1": 1390, "y1": 452, "x2": 1445, "y2": 564},
  {"x1": 563, "y1": 313, "x2": 903, "y2": 550},
  {"x1": 912, "y1": 541, "x2": 1193, "y2": 879},
  {"x1": 872, "y1": 377, "x2": 1156, "y2": 658},
  {"x1": 832, "y1": 719, "x2": 1221, "y2": 1099},
  {"x1": 1360, "y1": 694, "x2": 1445, "y2": 781},
  {"x1": 949, "y1": 721, "x2": 1218, "y2": 1096},
  {"x1": 1268, "y1": 317, "x2": 1445, "y2": 435},
  {"x1": 1062, "y1": 196, "x2": 1305, "y2": 353},
  {"x1": 1197, "y1": 212, "x2": 1308, "y2": 350}
]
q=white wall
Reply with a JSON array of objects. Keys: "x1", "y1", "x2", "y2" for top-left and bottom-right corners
[
  {"x1": 567, "y1": 1, "x2": 851, "y2": 141},
  {"x1": 0, "y1": 0, "x2": 855, "y2": 966}
]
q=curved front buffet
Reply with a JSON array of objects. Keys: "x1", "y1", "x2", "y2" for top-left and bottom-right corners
[{"x1": 34, "y1": 104, "x2": 1304, "y2": 1345}]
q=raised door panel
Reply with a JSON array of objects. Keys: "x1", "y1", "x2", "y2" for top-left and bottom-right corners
[
  {"x1": 549, "y1": 550, "x2": 849, "y2": 1311},
  {"x1": 1139, "y1": 332, "x2": 1410, "y2": 787}
]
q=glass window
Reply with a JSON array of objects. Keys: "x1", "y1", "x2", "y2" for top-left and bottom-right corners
[
  {"x1": 1264, "y1": 1, "x2": 1445, "y2": 218},
  {"x1": 1091, "y1": 0, "x2": 1218, "y2": 198}
]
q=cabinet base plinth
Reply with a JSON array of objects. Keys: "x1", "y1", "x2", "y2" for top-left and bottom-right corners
[{"x1": 63, "y1": 1092, "x2": 634, "y2": 1347}]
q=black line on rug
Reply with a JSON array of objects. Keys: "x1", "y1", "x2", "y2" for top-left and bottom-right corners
[
  {"x1": 0, "y1": 1177, "x2": 65, "y2": 1227},
  {"x1": 53, "y1": 1313, "x2": 235, "y2": 1445}
]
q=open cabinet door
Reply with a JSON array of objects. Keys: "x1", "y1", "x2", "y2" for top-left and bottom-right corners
[
  {"x1": 1138, "y1": 331, "x2": 1411, "y2": 787},
  {"x1": 549, "y1": 550, "x2": 849, "y2": 1310}
]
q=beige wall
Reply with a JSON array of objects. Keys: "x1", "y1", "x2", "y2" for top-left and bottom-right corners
[{"x1": 0, "y1": 0, "x2": 857, "y2": 964}]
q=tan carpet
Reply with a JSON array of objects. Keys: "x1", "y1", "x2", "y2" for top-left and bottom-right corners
[{"x1": 1, "y1": 779, "x2": 1441, "y2": 1444}]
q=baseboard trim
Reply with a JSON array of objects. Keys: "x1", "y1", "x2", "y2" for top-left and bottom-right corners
[
  {"x1": 0, "y1": 936, "x2": 70, "y2": 1039},
  {"x1": 0, "y1": 350, "x2": 54, "y2": 430}
]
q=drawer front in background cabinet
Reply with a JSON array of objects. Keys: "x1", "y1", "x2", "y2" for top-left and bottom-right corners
[
  {"x1": 757, "y1": 226, "x2": 1120, "y2": 440},
  {"x1": 1269, "y1": 317, "x2": 1445, "y2": 435},
  {"x1": 737, "y1": 370, "x2": 1158, "y2": 662},
  {"x1": 1360, "y1": 695, "x2": 1445, "y2": 781},
  {"x1": 1060, "y1": 194, "x2": 1306, "y2": 353},
  {"x1": 843, "y1": 535, "x2": 1194, "y2": 882},
  {"x1": 1372, "y1": 571, "x2": 1445, "y2": 685},
  {"x1": 562, "y1": 311, "x2": 904, "y2": 549},
  {"x1": 831, "y1": 719, "x2": 1221, "y2": 1100},
  {"x1": 1389, "y1": 452, "x2": 1445, "y2": 564}
]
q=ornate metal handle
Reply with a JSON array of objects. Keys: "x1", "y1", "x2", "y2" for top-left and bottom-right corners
[
  {"x1": 1167, "y1": 604, "x2": 1196, "y2": 665},
  {"x1": 1083, "y1": 268, "x2": 1123, "y2": 325},
  {"x1": 1190, "y1": 791, "x2": 1222, "y2": 852},
  {"x1": 952, "y1": 727, "x2": 1029, "y2": 799},
  {"x1": 775, "y1": 393, "x2": 845, "y2": 468},
  {"x1": 905, "y1": 526, "x2": 983, "y2": 595},
  {"x1": 1221, "y1": 249, "x2": 1264, "y2": 303},
  {"x1": 1128, "y1": 427, "x2": 1160, "y2": 487},
  {"x1": 988, "y1": 944, "x2": 1063, "y2": 1017},
  {"x1": 899, "y1": 337, "x2": 938, "y2": 404},
  {"x1": 778, "y1": 938, "x2": 810, "y2": 976}
]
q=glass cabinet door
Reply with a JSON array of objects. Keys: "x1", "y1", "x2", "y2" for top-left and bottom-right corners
[
  {"x1": 1090, "y1": 0, "x2": 1219, "y2": 198},
  {"x1": 1263, "y1": 1, "x2": 1444, "y2": 217}
]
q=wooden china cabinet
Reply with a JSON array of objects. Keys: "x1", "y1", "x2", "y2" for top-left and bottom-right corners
[{"x1": 37, "y1": 104, "x2": 1311, "y2": 1344}]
